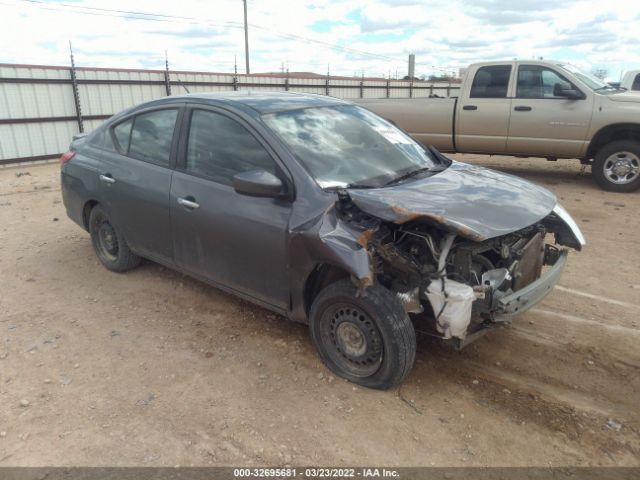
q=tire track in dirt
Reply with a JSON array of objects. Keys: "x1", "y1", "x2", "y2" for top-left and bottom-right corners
[{"x1": 407, "y1": 343, "x2": 640, "y2": 463}]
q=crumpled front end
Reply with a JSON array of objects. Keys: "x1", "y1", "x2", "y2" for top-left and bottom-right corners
[{"x1": 334, "y1": 191, "x2": 585, "y2": 347}]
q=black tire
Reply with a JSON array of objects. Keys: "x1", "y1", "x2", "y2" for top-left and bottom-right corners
[
  {"x1": 89, "y1": 205, "x2": 141, "y2": 272},
  {"x1": 592, "y1": 140, "x2": 640, "y2": 193},
  {"x1": 309, "y1": 279, "x2": 416, "y2": 390}
]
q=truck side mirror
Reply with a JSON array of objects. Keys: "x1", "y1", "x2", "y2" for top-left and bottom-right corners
[{"x1": 553, "y1": 82, "x2": 585, "y2": 100}]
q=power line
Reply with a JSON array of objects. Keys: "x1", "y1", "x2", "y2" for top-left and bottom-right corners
[{"x1": 13, "y1": 0, "x2": 436, "y2": 67}]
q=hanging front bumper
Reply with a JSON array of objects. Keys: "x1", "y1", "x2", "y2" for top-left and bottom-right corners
[{"x1": 494, "y1": 249, "x2": 568, "y2": 319}]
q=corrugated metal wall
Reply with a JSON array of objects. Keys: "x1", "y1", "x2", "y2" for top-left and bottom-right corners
[{"x1": 0, "y1": 63, "x2": 460, "y2": 165}]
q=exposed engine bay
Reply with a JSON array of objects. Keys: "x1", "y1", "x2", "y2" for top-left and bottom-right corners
[{"x1": 334, "y1": 191, "x2": 583, "y2": 347}]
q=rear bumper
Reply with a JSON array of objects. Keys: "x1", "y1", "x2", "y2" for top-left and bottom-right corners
[
  {"x1": 494, "y1": 249, "x2": 568, "y2": 319},
  {"x1": 61, "y1": 170, "x2": 87, "y2": 230}
]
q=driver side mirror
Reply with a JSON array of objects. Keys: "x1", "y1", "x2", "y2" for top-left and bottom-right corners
[
  {"x1": 553, "y1": 82, "x2": 585, "y2": 100},
  {"x1": 233, "y1": 169, "x2": 284, "y2": 198}
]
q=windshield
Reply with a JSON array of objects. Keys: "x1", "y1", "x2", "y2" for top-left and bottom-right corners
[
  {"x1": 262, "y1": 105, "x2": 439, "y2": 188},
  {"x1": 558, "y1": 63, "x2": 609, "y2": 90}
]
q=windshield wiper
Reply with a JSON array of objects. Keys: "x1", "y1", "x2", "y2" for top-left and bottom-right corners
[
  {"x1": 594, "y1": 85, "x2": 616, "y2": 91},
  {"x1": 384, "y1": 167, "x2": 434, "y2": 186},
  {"x1": 324, "y1": 182, "x2": 379, "y2": 191},
  {"x1": 345, "y1": 182, "x2": 380, "y2": 189}
]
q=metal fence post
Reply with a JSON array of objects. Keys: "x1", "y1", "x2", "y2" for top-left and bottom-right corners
[
  {"x1": 325, "y1": 65, "x2": 330, "y2": 96},
  {"x1": 359, "y1": 74, "x2": 364, "y2": 99},
  {"x1": 233, "y1": 57, "x2": 239, "y2": 91},
  {"x1": 68, "y1": 42, "x2": 84, "y2": 133},
  {"x1": 386, "y1": 78, "x2": 390, "y2": 98},
  {"x1": 409, "y1": 80, "x2": 413, "y2": 98},
  {"x1": 164, "y1": 51, "x2": 172, "y2": 96}
]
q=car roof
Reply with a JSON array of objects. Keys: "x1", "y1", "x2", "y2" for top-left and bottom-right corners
[{"x1": 141, "y1": 91, "x2": 350, "y2": 115}]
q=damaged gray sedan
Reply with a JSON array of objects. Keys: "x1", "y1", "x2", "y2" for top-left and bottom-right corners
[{"x1": 61, "y1": 92, "x2": 585, "y2": 390}]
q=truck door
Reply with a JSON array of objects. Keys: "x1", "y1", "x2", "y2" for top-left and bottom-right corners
[
  {"x1": 507, "y1": 64, "x2": 593, "y2": 157},
  {"x1": 456, "y1": 64, "x2": 513, "y2": 153}
]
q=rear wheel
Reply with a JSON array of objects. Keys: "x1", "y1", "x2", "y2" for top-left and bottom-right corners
[
  {"x1": 89, "y1": 205, "x2": 141, "y2": 272},
  {"x1": 309, "y1": 279, "x2": 416, "y2": 390},
  {"x1": 592, "y1": 140, "x2": 640, "y2": 192}
]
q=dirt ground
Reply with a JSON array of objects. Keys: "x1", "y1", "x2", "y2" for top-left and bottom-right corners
[{"x1": 0, "y1": 155, "x2": 639, "y2": 467}]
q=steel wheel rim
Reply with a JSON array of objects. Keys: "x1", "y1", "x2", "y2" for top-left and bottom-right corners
[
  {"x1": 321, "y1": 303, "x2": 383, "y2": 378},
  {"x1": 603, "y1": 151, "x2": 640, "y2": 184},
  {"x1": 97, "y1": 220, "x2": 119, "y2": 262}
]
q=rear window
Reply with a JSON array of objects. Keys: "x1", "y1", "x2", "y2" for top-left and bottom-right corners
[
  {"x1": 633, "y1": 74, "x2": 640, "y2": 91},
  {"x1": 470, "y1": 65, "x2": 512, "y2": 98}
]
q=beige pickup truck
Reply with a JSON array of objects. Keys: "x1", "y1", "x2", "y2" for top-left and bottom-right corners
[{"x1": 359, "y1": 60, "x2": 640, "y2": 193}]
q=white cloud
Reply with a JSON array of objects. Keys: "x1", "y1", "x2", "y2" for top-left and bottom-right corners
[{"x1": 0, "y1": 0, "x2": 637, "y2": 80}]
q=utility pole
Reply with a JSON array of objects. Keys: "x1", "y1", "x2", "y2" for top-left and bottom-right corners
[{"x1": 243, "y1": 0, "x2": 250, "y2": 74}]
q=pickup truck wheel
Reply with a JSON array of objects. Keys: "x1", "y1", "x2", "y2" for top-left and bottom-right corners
[
  {"x1": 593, "y1": 141, "x2": 640, "y2": 192},
  {"x1": 309, "y1": 279, "x2": 416, "y2": 390},
  {"x1": 89, "y1": 205, "x2": 141, "y2": 272}
]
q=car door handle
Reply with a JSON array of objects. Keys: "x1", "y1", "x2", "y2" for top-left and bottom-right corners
[
  {"x1": 514, "y1": 106, "x2": 532, "y2": 111},
  {"x1": 177, "y1": 197, "x2": 200, "y2": 210},
  {"x1": 462, "y1": 105, "x2": 478, "y2": 111},
  {"x1": 99, "y1": 174, "x2": 115, "y2": 184}
]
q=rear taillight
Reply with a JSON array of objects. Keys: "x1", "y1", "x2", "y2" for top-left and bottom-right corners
[{"x1": 60, "y1": 150, "x2": 76, "y2": 165}]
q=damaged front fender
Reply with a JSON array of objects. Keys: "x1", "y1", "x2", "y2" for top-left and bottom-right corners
[
  {"x1": 317, "y1": 207, "x2": 374, "y2": 288},
  {"x1": 288, "y1": 202, "x2": 376, "y2": 323}
]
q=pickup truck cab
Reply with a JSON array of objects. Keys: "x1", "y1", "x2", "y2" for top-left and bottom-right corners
[
  {"x1": 621, "y1": 70, "x2": 640, "y2": 92},
  {"x1": 359, "y1": 60, "x2": 640, "y2": 192}
]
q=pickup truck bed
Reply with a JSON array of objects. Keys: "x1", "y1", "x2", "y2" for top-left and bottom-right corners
[{"x1": 358, "y1": 98, "x2": 456, "y2": 152}]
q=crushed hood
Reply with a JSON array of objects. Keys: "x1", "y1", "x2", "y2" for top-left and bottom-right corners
[{"x1": 346, "y1": 161, "x2": 557, "y2": 241}]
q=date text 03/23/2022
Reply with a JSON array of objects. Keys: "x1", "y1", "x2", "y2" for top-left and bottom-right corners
[{"x1": 233, "y1": 467, "x2": 400, "y2": 478}]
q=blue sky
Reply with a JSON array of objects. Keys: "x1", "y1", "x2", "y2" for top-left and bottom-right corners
[{"x1": 0, "y1": 0, "x2": 637, "y2": 80}]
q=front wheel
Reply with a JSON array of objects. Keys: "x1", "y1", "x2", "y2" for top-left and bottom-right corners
[
  {"x1": 592, "y1": 140, "x2": 640, "y2": 192},
  {"x1": 309, "y1": 279, "x2": 416, "y2": 390}
]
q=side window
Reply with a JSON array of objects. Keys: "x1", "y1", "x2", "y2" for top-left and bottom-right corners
[
  {"x1": 113, "y1": 119, "x2": 133, "y2": 152},
  {"x1": 469, "y1": 65, "x2": 512, "y2": 98},
  {"x1": 632, "y1": 74, "x2": 640, "y2": 91},
  {"x1": 129, "y1": 110, "x2": 178, "y2": 165},
  {"x1": 185, "y1": 109, "x2": 277, "y2": 185},
  {"x1": 517, "y1": 66, "x2": 573, "y2": 99},
  {"x1": 112, "y1": 109, "x2": 178, "y2": 166}
]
